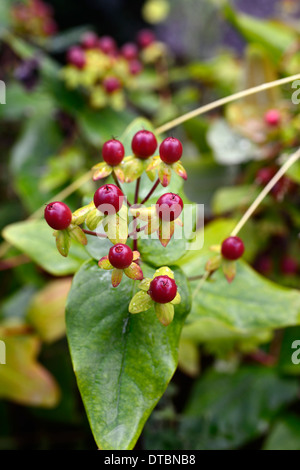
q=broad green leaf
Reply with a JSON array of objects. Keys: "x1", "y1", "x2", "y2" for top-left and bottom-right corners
[
  {"x1": 65, "y1": 260, "x2": 191, "y2": 450},
  {"x1": 181, "y1": 366, "x2": 299, "y2": 450},
  {"x1": 0, "y1": 331, "x2": 60, "y2": 407},
  {"x1": 26, "y1": 278, "x2": 72, "y2": 343},
  {"x1": 2, "y1": 220, "x2": 89, "y2": 276}
]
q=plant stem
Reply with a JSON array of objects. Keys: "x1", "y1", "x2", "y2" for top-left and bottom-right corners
[
  {"x1": 155, "y1": 73, "x2": 300, "y2": 135},
  {"x1": 82, "y1": 229, "x2": 107, "y2": 238},
  {"x1": 140, "y1": 179, "x2": 160, "y2": 205},
  {"x1": 133, "y1": 178, "x2": 141, "y2": 252},
  {"x1": 230, "y1": 148, "x2": 300, "y2": 237}
]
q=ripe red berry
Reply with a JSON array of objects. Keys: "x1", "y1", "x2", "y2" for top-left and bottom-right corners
[
  {"x1": 129, "y1": 59, "x2": 143, "y2": 75},
  {"x1": 67, "y1": 46, "x2": 86, "y2": 69},
  {"x1": 93, "y1": 184, "x2": 124, "y2": 214},
  {"x1": 98, "y1": 36, "x2": 117, "y2": 55},
  {"x1": 131, "y1": 130, "x2": 157, "y2": 159},
  {"x1": 81, "y1": 31, "x2": 98, "y2": 49},
  {"x1": 121, "y1": 42, "x2": 139, "y2": 61},
  {"x1": 103, "y1": 76, "x2": 121, "y2": 94},
  {"x1": 156, "y1": 193, "x2": 183, "y2": 221},
  {"x1": 102, "y1": 139, "x2": 125, "y2": 166},
  {"x1": 159, "y1": 137, "x2": 183, "y2": 164},
  {"x1": 148, "y1": 275, "x2": 177, "y2": 304},
  {"x1": 108, "y1": 243, "x2": 133, "y2": 269},
  {"x1": 221, "y1": 236, "x2": 245, "y2": 261},
  {"x1": 137, "y1": 29, "x2": 155, "y2": 49},
  {"x1": 264, "y1": 109, "x2": 281, "y2": 127},
  {"x1": 44, "y1": 201, "x2": 72, "y2": 230}
]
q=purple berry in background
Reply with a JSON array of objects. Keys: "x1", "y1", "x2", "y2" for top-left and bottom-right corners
[
  {"x1": 93, "y1": 184, "x2": 124, "y2": 214},
  {"x1": 148, "y1": 275, "x2": 177, "y2": 304},
  {"x1": 44, "y1": 201, "x2": 72, "y2": 230},
  {"x1": 108, "y1": 244, "x2": 133, "y2": 269},
  {"x1": 156, "y1": 193, "x2": 183, "y2": 222},
  {"x1": 81, "y1": 31, "x2": 98, "y2": 49},
  {"x1": 221, "y1": 236, "x2": 245, "y2": 261},
  {"x1": 67, "y1": 46, "x2": 86, "y2": 69},
  {"x1": 131, "y1": 130, "x2": 157, "y2": 159},
  {"x1": 102, "y1": 139, "x2": 125, "y2": 166},
  {"x1": 159, "y1": 137, "x2": 183, "y2": 164},
  {"x1": 14, "y1": 58, "x2": 40, "y2": 91}
]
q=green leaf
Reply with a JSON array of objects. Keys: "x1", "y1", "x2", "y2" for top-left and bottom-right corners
[
  {"x1": 65, "y1": 261, "x2": 191, "y2": 449},
  {"x1": 2, "y1": 220, "x2": 89, "y2": 276},
  {"x1": 212, "y1": 185, "x2": 261, "y2": 215},
  {"x1": 181, "y1": 366, "x2": 299, "y2": 450}
]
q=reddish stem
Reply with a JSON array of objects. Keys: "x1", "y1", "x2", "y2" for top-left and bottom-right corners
[{"x1": 112, "y1": 171, "x2": 131, "y2": 207}]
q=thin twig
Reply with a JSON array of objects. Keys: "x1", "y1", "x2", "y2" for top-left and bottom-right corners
[{"x1": 133, "y1": 178, "x2": 141, "y2": 251}]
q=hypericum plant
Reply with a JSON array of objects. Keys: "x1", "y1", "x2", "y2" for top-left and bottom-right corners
[{"x1": 62, "y1": 30, "x2": 169, "y2": 110}]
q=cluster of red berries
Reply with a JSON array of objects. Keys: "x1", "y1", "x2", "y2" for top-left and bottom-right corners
[
  {"x1": 12, "y1": 0, "x2": 57, "y2": 38},
  {"x1": 63, "y1": 29, "x2": 160, "y2": 109}
]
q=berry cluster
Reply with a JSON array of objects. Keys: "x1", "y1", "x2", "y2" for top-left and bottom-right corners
[
  {"x1": 62, "y1": 29, "x2": 167, "y2": 110},
  {"x1": 44, "y1": 129, "x2": 187, "y2": 326},
  {"x1": 11, "y1": 0, "x2": 57, "y2": 39}
]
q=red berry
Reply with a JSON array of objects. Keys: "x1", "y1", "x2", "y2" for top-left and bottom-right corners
[
  {"x1": 129, "y1": 59, "x2": 143, "y2": 75},
  {"x1": 159, "y1": 137, "x2": 183, "y2": 164},
  {"x1": 121, "y1": 42, "x2": 138, "y2": 60},
  {"x1": 264, "y1": 109, "x2": 281, "y2": 127},
  {"x1": 148, "y1": 275, "x2": 177, "y2": 304},
  {"x1": 81, "y1": 31, "x2": 98, "y2": 49},
  {"x1": 280, "y1": 256, "x2": 298, "y2": 275},
  {"x1": 156, "y1": 193, "x2": 183, "y2": 221},
  {"x1": 44, "y1": 201, "x2": 72, "y2": 230},
  {"x1": 137, "y1": 29, "x2": 156, "y2": 49},
  {"x1": 108, "y1": 243, "x2": 133, "y2": 269},
  {"x1": 103, "y1": 76, "x2": 121, "y2": 94},
  {"x1": 67, "y1": 46, "x2": 86, "y2": 69},
  {"x1": 221, "y1": 236, "x2": 245, "y2": 261},
  {"x1": 93, "y1": 184, "x2": 124, "y2": 214},
  {"x1": 98, "y1": 36, "x2": 117, "y2": 55},
  {"x1": 102, "y1": 139, "x2": 125, "y2": 166},
  {"x1": 131, "y1": 130, "x2": 157, "y2": 159}
]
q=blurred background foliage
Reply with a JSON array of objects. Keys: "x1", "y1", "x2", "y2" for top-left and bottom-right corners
[{"x1": 0, "y1": 0, "x2": 300, "y2": 449}]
